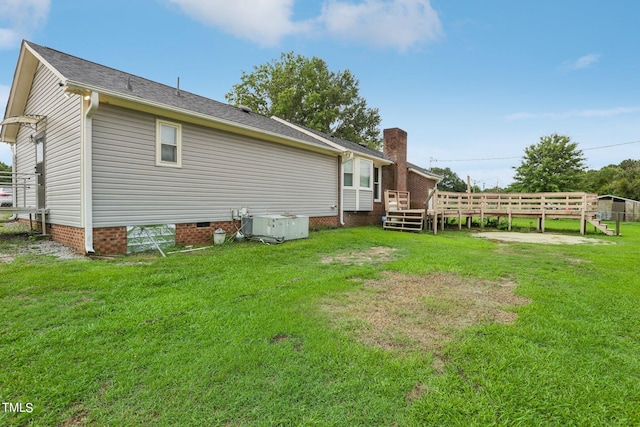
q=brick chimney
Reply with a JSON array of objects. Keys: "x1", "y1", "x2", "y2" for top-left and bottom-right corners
[{"x1": 383, "y1": 128, "x2": 408, "y2": 191}]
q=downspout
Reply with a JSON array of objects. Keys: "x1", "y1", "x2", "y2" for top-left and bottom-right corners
[{"x1": 83, "y1": 92, "x2": 99, "y2": 254}]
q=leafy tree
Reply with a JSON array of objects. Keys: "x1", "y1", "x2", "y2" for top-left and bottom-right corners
[
  {"x1": 432, "y1": 167, "x2": 468, "y2": 192},
  {"x1": 511, "y1": 134, "x2": 586, "y2": 192},
  {"x1": 583, "y1": 165, "x2": 623, "y2": 195},
  {"x1": 0, "y1": 161, "x2": 11, "y2": 183},
  {"x1": 583, "y1": 159, "x2": 640, "y2": 200},
  {"x1": 226, "y1": 52, "x2": 382, "y2": 149}
]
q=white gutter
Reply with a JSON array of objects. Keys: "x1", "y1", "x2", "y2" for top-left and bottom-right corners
[{"x1": 83, "y1": 91, "x2": 99, "y2": 254}]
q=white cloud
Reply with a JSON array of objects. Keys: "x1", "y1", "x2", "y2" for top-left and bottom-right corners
[
  {"x1": 167, "y1": 0, "x2": 311, "y2": 47},
  {"x1": 560, "y1": 53, "x2": 601, "y2": 71},
  {"x1": 318, "y1": 0, "x2": 442, "y2": 51},
  {"x1": 505, "y1": 106, "x2": 640, "y2": 121},
  {"x1": 167, "y1": 0, "x2": 442, "y2": 51},
  {"x1": 0, "y1": 0, "x2": 50, "y2": 49}
]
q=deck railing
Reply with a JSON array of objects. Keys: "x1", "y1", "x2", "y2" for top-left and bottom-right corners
[
  {"x1": 0, "y1": 171, "x2": 40, "y2": 210},
  {"x1": 433, "y1": 191, "x2": 598, "y2": 216}
]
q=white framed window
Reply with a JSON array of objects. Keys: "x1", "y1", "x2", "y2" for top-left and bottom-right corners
[
  {"x1": 343, "y1": 159, "x2": 354, "y2": 187},
  {"x1": 359, "y1": 159, "x2": 372, "y2": 190},
  {"x1": 156, "y1": 120, "x2": 182, "y2": 167},
  {"x1": 373, "y1": 166, "x2": 382, "y2": 201}
]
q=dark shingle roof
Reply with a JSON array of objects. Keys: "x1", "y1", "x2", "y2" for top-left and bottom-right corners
[
  {"x1": 408, "y1": 162, "x2": 442, "y2": 180},
  {"x1": 26, "y1": 41, "x2": 337, "y2": 152},
  {"x1": 296, "y1": 124, "x2": 392, "y2": 161},
  {"x1": 299, "y1": 124, "x2": 440, "y2": 179}
]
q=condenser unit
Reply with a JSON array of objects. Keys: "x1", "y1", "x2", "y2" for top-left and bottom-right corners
[{"x1": 241, "y1": 215, "x2": 309, "y2": 242}]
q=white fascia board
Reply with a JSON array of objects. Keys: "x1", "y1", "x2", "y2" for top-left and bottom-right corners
[{"x1": 1, "y1": 42, "x2": 42, "y2": 143}]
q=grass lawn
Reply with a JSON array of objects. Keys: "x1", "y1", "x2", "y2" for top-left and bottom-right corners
[{"x1": 1, "y1": 220, "x2": 639, "y2": 426}]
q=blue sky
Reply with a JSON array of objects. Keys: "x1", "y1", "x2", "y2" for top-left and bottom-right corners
[{"x1": 1, "y1": 0, "x2": 640, "y2": 187}]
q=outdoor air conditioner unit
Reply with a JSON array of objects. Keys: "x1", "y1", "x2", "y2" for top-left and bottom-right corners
[{"x1": 241, "y1": 214, "x2": 309, "y2": 242}]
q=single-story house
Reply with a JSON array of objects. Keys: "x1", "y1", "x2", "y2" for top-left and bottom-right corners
[
  {"x1": 598, "y1": 195, "x2": 640, "y2": 221},
  {"x1": 1, "y1": 40, "x2": 440, "y2": 254}
]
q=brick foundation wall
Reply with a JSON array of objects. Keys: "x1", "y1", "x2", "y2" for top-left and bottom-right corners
[
  {"x1": 50, "y1": 224, "x2": 85, "y2": 254},
  {"x1": 175, "y1": 221, "x2": 239, "y2": 246},
  {"x1": 18, "y1": 216, "x2": 341, "y2": 256},
  {"x1": 93, "y1": 227, "x2": 128, "y2": 255},
  {"x1": 342, "y1": 202, "x2": 385, "y2": 227},
  {"x1": 16, "y1": 219, "x2": 86, "y2": 254},
  {"x1": 309, "y1": 216, "x2": 339, "y2": 229}
]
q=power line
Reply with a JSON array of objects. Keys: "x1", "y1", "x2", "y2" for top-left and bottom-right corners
[
  {"x1": 433, "y1": 155, "x2": 520, "y2": 163},
  {"x1": 582, "y1": 139, "x2": 640, "y2": 151},
  {"x1": 430, "y1": 138, "x2": 640, "y2": 164}
]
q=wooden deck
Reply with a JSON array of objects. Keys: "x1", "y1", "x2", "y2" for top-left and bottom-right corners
[{"x1": 429, "y1": 191, "x2": 614, "y2": 235}]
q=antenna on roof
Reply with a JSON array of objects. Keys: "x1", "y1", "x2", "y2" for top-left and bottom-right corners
[
  {"x1": 126, "y1": 76, "x2": 133, "y2": 91},
  {"x1": 175, "y1": 77, "x2": 181, "y2": 97}
]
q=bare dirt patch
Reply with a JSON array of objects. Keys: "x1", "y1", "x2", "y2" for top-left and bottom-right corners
[
  {"x1": 321, "y1": 246, "x2": 399, "y2": 265},
  {"x1": 322, "y1": 272, "x2": 529, "y2": 358},
  {"x1": 473, "y1": 231, "x2": 613, "y2": 245}
]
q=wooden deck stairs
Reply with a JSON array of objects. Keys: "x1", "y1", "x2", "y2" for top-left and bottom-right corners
[
  {"x1": 383, "y1": 190, "x2": 425, "y2": 232},
  {"x1": 587, "y1": 216, "x2": 615, "y2": 236}
]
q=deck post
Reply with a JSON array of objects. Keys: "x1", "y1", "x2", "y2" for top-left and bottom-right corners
[
  {"x1": 540, "y1": 195, "x2": 546, "y2": 233},
  {"x1": 580, "y1": 194, "x2": 587, "y2": 235}
]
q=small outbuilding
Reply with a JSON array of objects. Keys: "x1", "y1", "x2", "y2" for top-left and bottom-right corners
[{"x1": 598, "y1": 195, "x2": 640, "y2": 221}]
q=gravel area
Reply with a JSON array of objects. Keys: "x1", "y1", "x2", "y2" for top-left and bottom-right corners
[{"x1": 0, "y1": 220, "x2": 87, "y2": 263}]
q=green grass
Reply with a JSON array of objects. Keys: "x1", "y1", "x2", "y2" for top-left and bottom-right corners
[{"x1": 1, "y1": 222, "x2": 639, "y2": 426}]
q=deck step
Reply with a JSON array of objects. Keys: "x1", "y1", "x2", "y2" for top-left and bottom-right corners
[{"x1": 587, "y1": 218, "x2": 615, "y2": 236}]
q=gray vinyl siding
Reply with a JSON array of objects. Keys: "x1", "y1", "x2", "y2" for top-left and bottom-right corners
[
  {"x1": 15, "y1": 63, "x2": 83, "y2": 226},
  {"x1": 343, "y1": 188, "x2": 357, "y2": 211},
  {"x1": 92, "y1": 105, "x2": 338, "y2": 227},
  {"x1": 359, "y1": 189, "x2": 373, "y2": 211}
]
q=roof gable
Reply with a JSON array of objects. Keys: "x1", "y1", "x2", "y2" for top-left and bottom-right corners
[
  {"x1": 3, "y1": 41, "x2": 340, "y2": 154},
  {"x1": 1, "y1": 41, "x2": 41, "y2": 143}
]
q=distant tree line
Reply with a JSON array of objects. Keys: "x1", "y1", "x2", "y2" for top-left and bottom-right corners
[{"x1": 434, "y1": 134, "x2": 640, "y2": 201}]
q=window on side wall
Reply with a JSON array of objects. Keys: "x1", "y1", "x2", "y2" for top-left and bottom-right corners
[
  {"x1": 359, "y1": 159, "x2": 372, "y2": 189},
  {"x1": 156, "y1": 120, "x2": 182, "y2": 167},
  {"x1": 343, "y1": 159, "x2": 354, "y2": 187},
  {"x1": 373, "y1": 166, "x2": 381, "y2": 201}
]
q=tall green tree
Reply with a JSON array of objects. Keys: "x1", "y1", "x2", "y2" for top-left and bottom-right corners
[
  {"x1": 432, "y1": 167, "x2": 468, "y2": 192},
  {"x1": 226, "y1": 52, "x2": 382, "y2": 149},
  {"x1": 511, "y1": 133, "x2": 586, "y2": 192}
]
